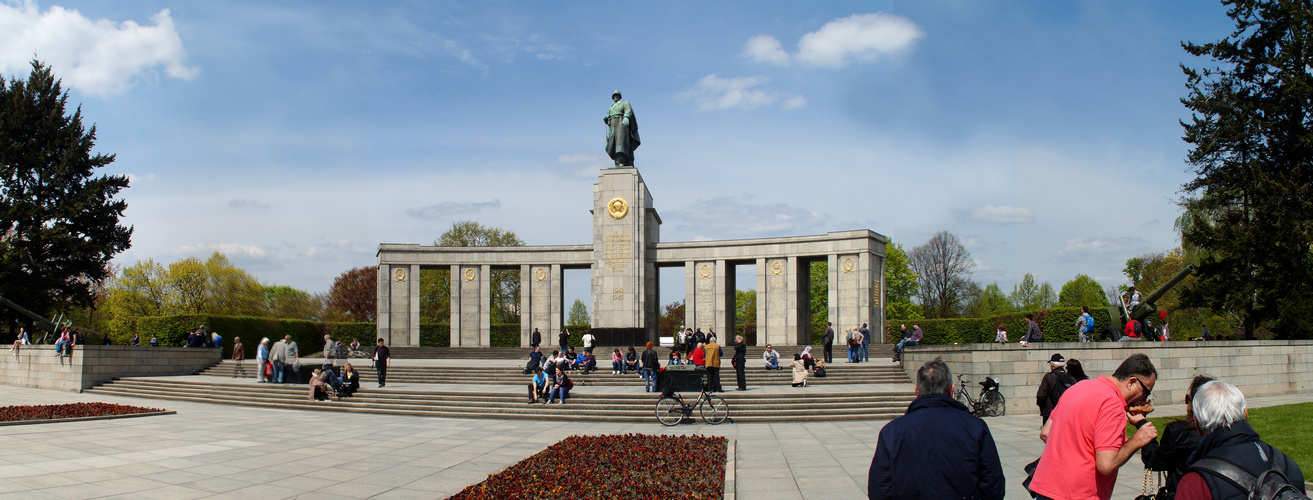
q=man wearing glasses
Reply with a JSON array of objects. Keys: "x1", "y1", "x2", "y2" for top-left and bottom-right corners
[{"x1": 1030, "y1": 353, "x2": 1160, "y2": 500}]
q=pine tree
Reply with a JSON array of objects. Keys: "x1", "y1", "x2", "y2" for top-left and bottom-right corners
[{"x1": 0, "y1": 60, "x2": 132, "y2": 322}]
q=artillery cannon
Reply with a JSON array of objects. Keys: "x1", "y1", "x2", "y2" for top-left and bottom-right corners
[
  {"x1": 1100, "y1": 265, "x2": 1193, "y2": 341},
  {"x1": 0, "y1": 295, "x2": 70, "y2": 343}
]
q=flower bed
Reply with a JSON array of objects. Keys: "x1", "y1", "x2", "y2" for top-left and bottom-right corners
[
  {"x1": 0, "y1": 402, "x2": 168, "y2": 423},
  {"x1": 449, "y1": 433, "x2": 727, "y2": 499}
]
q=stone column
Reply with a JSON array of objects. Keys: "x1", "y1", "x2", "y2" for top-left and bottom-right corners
[
  {"x1": 480, "y1": 264, "x2": 491, "y2": 347},
  {"x1": 387, "y1": 265, "x2": 411, "y2": 346},
  {"x1": 592, "y1": 168, "x2": 656, "y2": 336},
  {"x1": 755, "y1": 258, "x2": 768, "y2": 345},
  {"x1": 690, "y1": 261, "x2": 716, "y2": 332},
  {"x1": 521, "y1": 264, "x2": 532, "y2": 347},
  {"x1": 528, "y1": 265, "x2": 554, "y2": 347},
  {"x1": 409, "y1": 264, "x2": 420, "y2": 346},
  {"x1": 376, "y1": 264, "x2": 390, "y2": 343},
  {"x1": 456, "y1": 265, "x2": 482, "y2": 346}
]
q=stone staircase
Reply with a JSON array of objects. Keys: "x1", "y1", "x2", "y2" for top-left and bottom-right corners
[
  {"x1": 85, "y1": 377, "x2": 916, "y2": 423},
  {"x1": 195, "y1": 361, "x2": 911, "y2": 386}
]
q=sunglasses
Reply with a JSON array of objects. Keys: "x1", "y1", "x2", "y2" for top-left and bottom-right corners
[{"x1": 1133, "y1": 377, "x2": 1153, "y2": 400}]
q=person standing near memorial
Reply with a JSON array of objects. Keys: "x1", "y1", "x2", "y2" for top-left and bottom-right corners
[
  {"x1": 1036, "y1": 353, "x2": 1076, "y2": 425},
  {"x1": 558, "y1": 328, "x2": 569, "y2": 354},
  {"x1": 1077, "y1": 306, "x2": 1095, "y2": 342},
  {"x1": 640, "y1": 342, "x2": 659, "y2": 393},
  {"x1": 859, "y1": 323, "x2": 871, "y2": 362},
  {"x1": 372, "y1": 338, "x2": 391, "y2": 388},
  {"x1": 731, "y1": 335, "x2": 747, "y2": 391},
  {"x1": 705, "y1": 335, "x2": 723, "y2": 392},
  {"x1": 1030, "y1": 353, "x2": 1159, "y2": 500},
  {"x1": 1174, "y1": 381, "x2": 1306, "y2": 500},
  {"x1": 604, "y1": 90, "x2": 640, "y2": 167},
  {"x1": 256, "y1": 338, "x2": 270, "y2": 383},
  {"x1": 285, "y1": 335, "x2": 301, "y2": 384},
  {"x1": 531, "y1": 328, "x2": 541, "y2": 349},
  {"x1": 868, "y1": 358, "x2": 1005, "y2": 500},
  {"x1": 581, "y1": 330, "x2": 596, "y2": 354},
  {"x1": 822, "y1": 322, "x2": 835, "y2": 363},
  {"x1": 232, "y1": 337, "x2": 246, "y2": 378},
  {"x1": 269, "y1": 336, "x2": 289, "y2": 384}
]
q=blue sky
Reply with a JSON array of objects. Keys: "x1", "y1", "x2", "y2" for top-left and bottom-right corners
[{"x1": 1, "y1": 1, "x2": 1233, "y2": 309}]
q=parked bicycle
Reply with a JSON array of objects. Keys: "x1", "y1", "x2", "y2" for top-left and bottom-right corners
[
  {"x1": 654, "y1": 379, "x2": 729, "y2": 426},
  {"x1": 955, "y1": 374, "x2": 1005, "y2": 417}
]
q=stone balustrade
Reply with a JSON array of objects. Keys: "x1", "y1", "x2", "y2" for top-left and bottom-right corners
[{"x1": 1, "y1": 345, "x2": 222, "y2": 392}]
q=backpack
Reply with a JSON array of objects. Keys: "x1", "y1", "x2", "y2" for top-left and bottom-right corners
[
  {"x1": 1188, "y1": 445, "x2": 1309, "y2": 500},
  {"x1": 1047, "y1": 370, "x2": 1077, "y2": 408},
  {"x1": 1082, "y1": 313, "x2": 1095, "y2": 333}
]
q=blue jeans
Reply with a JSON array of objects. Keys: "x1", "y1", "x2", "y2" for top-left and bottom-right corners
[
  {"x1": 612, "y1": 361, "x2": 623, "y2": 373},
  {"x1": 861, "y1": 343, "x2": 868, "y2": 361},
  {"x1": 765, "y1": 358, "x2": 778, "y2": 370},
  {"x1": 895, "y1": 340, "x2": 918, "y2": 353},
  {"x1": 641, "y1": 368, "x2": 656, "y2": 392},
  {"x1": 54, "y1": 340, "x2": 66, "y2": 355},
  {"x1": 273, "y1": 360, "x2": 285, "y2": 383},
  {"x1": 549, "y1": 385, "x2": 569, "y2": 402}
]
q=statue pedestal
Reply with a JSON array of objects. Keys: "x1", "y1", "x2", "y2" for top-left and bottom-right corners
[{"x1": 591, "y1": 168, "x2": 660, "y2": 339}]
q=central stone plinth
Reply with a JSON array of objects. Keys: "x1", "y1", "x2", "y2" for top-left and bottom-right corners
[{"x1": 591, "y1": 168, "x2": 660, "y2": 335}]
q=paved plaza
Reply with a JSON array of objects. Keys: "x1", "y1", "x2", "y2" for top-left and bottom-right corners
[{"x1": 0, "y1": 379, "x2": 1309, "y2": 499}]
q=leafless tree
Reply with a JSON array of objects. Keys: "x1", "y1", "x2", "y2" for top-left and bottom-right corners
[{"x1": 910, "y1": 231, "x2": 975, "y2": 318}]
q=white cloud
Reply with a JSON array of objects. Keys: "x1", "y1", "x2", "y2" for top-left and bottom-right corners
[
  {"x1": 125, "y1": 173, "x2": 157, "y2": 184},
  {"x1": 743, "y1": 34, "x2": 790, "y2": 65},
  {"x1": 556, "y1": 152, "x2": 612, "y2": 178},
  {"x1": 745, "y1": 13, "x2": 923, "y2": 68},
  {"x1": 960, "y1": 205, "x2": 1036, "y2": 224},
  {"x1": 0, "y1": 2, "x2": 197, "y2": 96},
  {"x1": 406, "y1": 200, "x2": 501, "y2": 220},
  {"x1": 1057, "y1": 237, "x2": 1146, "y2": 260},
  {"x1": 172, "y1": 242, "x2": 268, "y2": 259},
  {"x1": 675, "y1": 74, "x2": 803, "y2": 112},
  {"x1": 228, "y1": 198, "x2": 269, "y2": 211},
  {"x1": 666, "y1": 196, "x2": 831, "y2": 239}
]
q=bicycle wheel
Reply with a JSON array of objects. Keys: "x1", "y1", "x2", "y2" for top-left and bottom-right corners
[
  {"x1": 982, "y1": 391, "x2": 1006, "y2": 417},
  {"x1": 699, "y1": 395, "x2": 729, "y2": 424},
  {"x1": 955, "y1": 390, "x2": 972, "y2": 410},
  {"x1": 655, "y1": 397, "x2": 684, "y2": 426}
]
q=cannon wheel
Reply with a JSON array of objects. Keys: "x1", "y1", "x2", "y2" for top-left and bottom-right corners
[{"x1": 1102, "y1": 326, "x2": 1122, "y2": 342}]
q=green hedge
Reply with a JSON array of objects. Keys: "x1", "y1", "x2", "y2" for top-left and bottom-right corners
[
  {"x1": 420, "y1": 324, "x2": 450, "y2": 347},
  {"x1": 887, "y1": 307, "x2": 1114, "y2": 345},
  {"x1": 129, "y1": 315, "x2": 375, "y2": 360},
  {"x1": 491, "y1": 323, "x2": 519, "y2": 347}
]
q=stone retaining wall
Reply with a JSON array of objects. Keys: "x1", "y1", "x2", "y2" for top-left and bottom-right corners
[
  {"x1": 0, "y1": 345, "x2": 221, "y2": 392},
  {"x1": 901, "y1": 340, "x2": 1313, "y2": 416}
]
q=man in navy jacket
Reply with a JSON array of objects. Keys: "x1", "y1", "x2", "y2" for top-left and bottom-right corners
[{"x1": 868, "y1": 358, "x2": 1005, "y2": 500}]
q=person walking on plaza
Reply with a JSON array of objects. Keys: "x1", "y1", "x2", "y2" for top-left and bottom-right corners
[
  {"x1": 731, "y1": 335, "x2": 747, "y2": 391},
  {"x1": 762, "y1": 344, "x2": 779, "y2": 370},
  {"x1": 859, "y1": 323, "x2": 871, "y2": 362},
  {"x1": 372, "y1": 338, "x2": 391, "y2": 388},
  {"x1": 1036, "y1": 353, "x2": 1076, "y2": 425},
  {"x1": 705, "y1": 335, "x2": 722, "y2": 392},
  {"x1": 1030, "y1": 353, "x2": 1159, "y2": 500},
  {"x1": 269, "y1": 336, "x2": 289, "y2": 384},
  {"x1": 1076, "y1": 306, "x2": 1096, "y2": 342},
  {"x1": 1174, "y1": 380, "x2": 1305, "y2": 500},
  {"x1": 531, "y1": 328, "x2": 541, "y2": 348},
  {"x1": 232, "y1": 337, "x2": 246, "y2": 378},
  {"x1": 822, "y1": 322, "x2": 835, "y2": 363},
  {"x1": 640, "y1": 342, "x2": 659, "y2": 393},
  {"x1": 868, "y1": 357, "x2": 1004, "y2": 500}
]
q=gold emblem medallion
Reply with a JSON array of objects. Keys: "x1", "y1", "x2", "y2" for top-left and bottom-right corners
[
  {"x1": 843, "y1": 258, "x2": 855, "y2": 272},
  {"x1": 771, "y1": 261, "x2": 782, "y2": 275},
  {"x1": 699, "y1": 264, "x2": 711, "y2": 278},
  {"x1": 464, "y1": 268, "x2": 476, "y2": 281},
  {"x1": 393, "y1": 268, "x2": 407, "y2": 282},
  {"x1": 534, "y1": 268, "x2": 547, "y2": 281},
  {"x1": 607, "y1": 197, "x2": 629, "y2": 220}
]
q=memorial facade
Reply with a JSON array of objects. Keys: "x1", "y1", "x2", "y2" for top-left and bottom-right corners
[{"x1": 376, "y1": 167, "x2": 886, "y2": 347}]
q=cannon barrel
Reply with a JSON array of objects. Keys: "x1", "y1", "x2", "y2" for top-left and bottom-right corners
[
  {"x1": 0, "y1": 295, "x2": 61, "y2": 333},
  {"x1": 1130, "y1": 265, "x2": 1195, "y2": 321}
]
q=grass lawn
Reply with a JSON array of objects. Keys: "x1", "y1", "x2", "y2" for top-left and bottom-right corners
[{"x1": 1127, "y1": 402, "x2": 1313, "y2": 476}]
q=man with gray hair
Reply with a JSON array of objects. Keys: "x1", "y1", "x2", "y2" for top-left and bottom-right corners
[
  {"x1": 1036, "y1": 353, "x2": 1076, "y2": 425},
  {"x1": 1175, "y1": 381, "x2": 1305, "y2": 500},
  {"x1": 868, "y1": 358, "x2": 1004, "y2": 499}
]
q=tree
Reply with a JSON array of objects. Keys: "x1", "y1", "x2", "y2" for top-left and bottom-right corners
[
  {"x1": 658, "y1": 299, "x2": 685, "y2": 337},
  {"x1": 884, "y1": 238, "x2": 922, "y2": 320},
  {"x1": 567, "y1": 299, "x2": 589, "y2": 326},
  {"x1": 735, "y1": 289, "x2": 757, "y2": 327},
  {"x1": 1058, "y1": 274, "x2": 1110, "y2": 308},
  {"x1": 1178, "y1": 0, "x2": 1313, "y2": 338},
  {"x1": 1037, "y1": 283, "x2": 1058, "y2": 309},
  {"x1": 968, "y1": 282, "x2": 1012, "y2": 318},
  {"x1": 265, "y1": 286, "x2": 323, "y2": 320},
  {"x1": 1010, "y1": 274, "x2": 1040, "y2": 311},
  {"x1": 909, "y1": 231, "x2": 974, "y2": 318},
  {"x1": 809, "y1": 260, "x2": 828, "y2": 328},
  {"x1": 418, "y1": 268, "x2": 450, "y2": 324},
  {"x1": 326, "y1": 266, "x2": 376, "y2": 322},
  {"x1": 0, "y1": 60, "x2": 132, "y2": 323},
  {"x1": 435, "y1": 220, "x2": 525, "y2": 324}
]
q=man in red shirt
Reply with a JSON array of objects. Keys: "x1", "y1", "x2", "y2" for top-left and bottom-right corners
[
  {"x1": 689, "y1": 342, "x2": 706, "y2": 368},
  {"x1": 1030, "y1": 353, "x2": 1159, "y2": 500},
  {"x1": 1121, "y1": 319, "x2": 1142, "y2": 342}
]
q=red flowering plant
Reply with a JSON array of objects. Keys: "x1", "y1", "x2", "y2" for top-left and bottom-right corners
[
  {"x1": 449, "y1": 433, "x2": 727, "y2": 500},
  {"x1": 0, "y1": 402, "x2": 166, "y2": 423}
]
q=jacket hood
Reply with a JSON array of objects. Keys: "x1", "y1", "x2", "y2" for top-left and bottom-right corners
[
  {"x1": 1192, "y1": 420, "x2": 1261, "y2": 461},
  {"x1": 906, "y1": 393, "x2": 969, "y2": 414}
]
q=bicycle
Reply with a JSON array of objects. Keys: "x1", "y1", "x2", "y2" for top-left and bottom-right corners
[
  {"x1": 654, "y1": 380, "x2": 730, "y2": 426},
  {"x1": 955, "y1": 374, "x2": 1005, "y2": 417}
]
